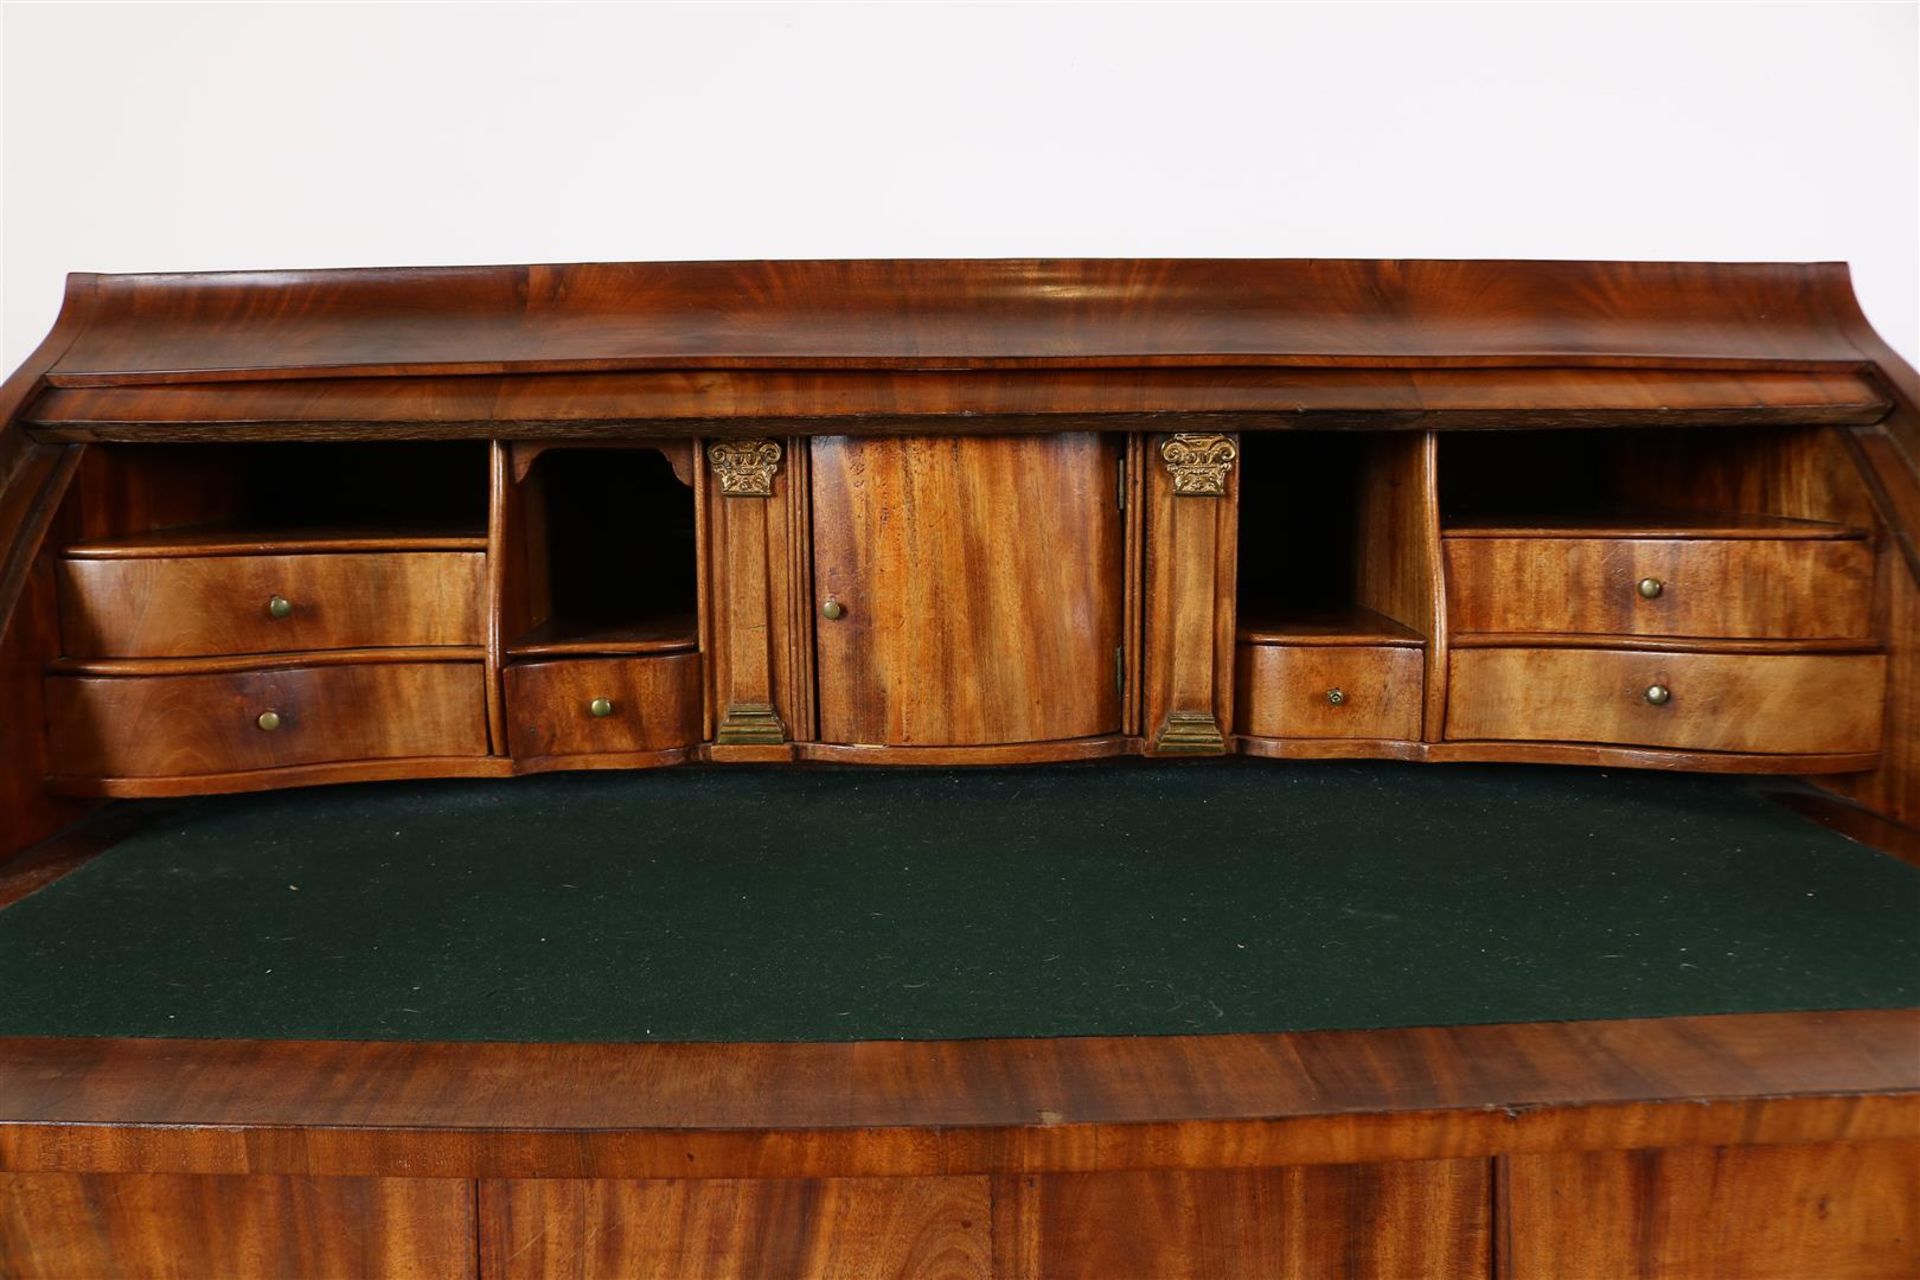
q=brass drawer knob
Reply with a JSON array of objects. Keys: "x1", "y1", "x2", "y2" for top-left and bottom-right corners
[
  {"x1": 588, "y1": 697, "x2": 615, "y2": 719},
  {"x1": 821, "y1": 597, "x2": 846, "y2": 621},
  {"x1": 1643, "y1": 684, "x2": 1671, "y2": 707},
  {"x1": 1325, "y1": 688, "x2": 1347, "y2": 707},
  {"x1": 1636, "y1": 577, "x2": 1664, "y2": 600},
  {"x1": 266, "y1": 595, "x2": 293, "y2": 619},
  {"x1": 256, "y1": 710, "x2": 283, "y2": 732}
]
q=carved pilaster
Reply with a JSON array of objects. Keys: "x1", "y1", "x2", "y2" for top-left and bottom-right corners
[
  {"x1": 705, "y1": 438, "x2": 807, "y2": 760},
  {"x1": 708, "y1": 439, "x2": 783, "y2": 497},
  {"x1": 1145, "y1": 433, "x2": 1238, "y2": 756},
  {"x1": 1160, "y1": 433, "x2": 1238, "y2": 497}
]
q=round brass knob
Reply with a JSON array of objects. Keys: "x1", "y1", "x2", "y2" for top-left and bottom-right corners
[
  {"x1": 1644, "y1": 684, "x2": 1671, "y2": 707},
  {"x1": 1326, "y1": 688, "x2": 1347, "y2": 707},
  {"x1": 821, "y1": 598, "x2": 846, "y2": 621},
  {"x1": 1637, "y1": 577, "x2": 1664, "y2": 600},
  {"x1": 266, "y1": 595, "x2": 293, "y2": 619},
  {"x1": 588, "y1": 697, "x2": 614, "y2": 718},
  {"x1": 256, "y1": 710, "x2": 283, "y2": 732}
]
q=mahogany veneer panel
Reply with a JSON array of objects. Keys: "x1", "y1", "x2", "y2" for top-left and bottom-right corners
[
  {"x1": 1235, "y1": 643, "x2": 1423, "y2": 740},
  {"x1": 480, "y1": 1177, "x2": 990, "y2": 1280},
  {"x1": 1446, "y1": 535, "x2": 1873, "y2": 639},
  {"x1": 26, "y1": 366, "x2": 1892, "y2": 437},
  {"x1": 47, "y1": 660, "x2": 489, "y2": 777},
  {"x1": 811, "y1": 434, "x2": 1124, "y2": 747},
  {"x1": 992, "y1": 1162, "x2": 1489, "y2": 1279},
  {"x1": 60, "y1": 550, "x2": 485, "y2": 657},
  {"x1": 1503, "y1": 1140, "x2": 1920, "y2": 1279},
  {"x1": 504, "y1": 652, "x2": 701, "y2": 759},
  {"x1": 0, "y1": 1173, "x2": 474, "y2": 1279},
  {"x1": 1447, "y1": 649, "x2": 1886, "y2": 755},
  {"x1": 33, "y1": 260, "x2": 1883, "y2": 382}
]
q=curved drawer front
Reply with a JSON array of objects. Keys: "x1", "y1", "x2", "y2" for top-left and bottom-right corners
[
  {"x1": 1236, "y1": 644, "x2": 1424, "y2": 740},
  {"x1": 46, "y1": 662, "x2": 489, "y2": 778},
  {"x1": 1446, "y1": 648, "x2": 1886, "y2": 755},
  {"x1": 1444, "y1": 538, "x2": 1873, "y2": 639},
  {"x1": 504, "y1": 653, "x2": 703, "y2": 760},
  {"x1": 59, "y1": 552, "x2": 486, "y2": 658}
]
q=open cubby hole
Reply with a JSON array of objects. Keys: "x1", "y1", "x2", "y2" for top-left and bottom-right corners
[
  {"x1": 1235, "y1": 433, "x2": 1430, "y2": 645},
  {"x1": 1437, "y1": 426, "x2": 1874, "y2": 535},
  {"x1": 63, "y1": 442, "x2": 491, "y2": 550},
  {"x1": 507, "y1": 446, "x2": 699, "y2": 656}
]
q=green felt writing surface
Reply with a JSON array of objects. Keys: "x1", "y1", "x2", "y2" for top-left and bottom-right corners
[{"x1": 0, "y1": 761, "x2": 1914, "y2": 1043}]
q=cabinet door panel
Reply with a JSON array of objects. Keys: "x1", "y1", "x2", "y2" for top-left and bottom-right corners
[{"x1": 812, "y1": 435, "x2": 1124, "y2": 747}]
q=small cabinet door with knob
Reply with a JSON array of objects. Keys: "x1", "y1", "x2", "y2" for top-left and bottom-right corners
[{"x1": 810, "y1": 435, "x2": 1127, "y2": 747}]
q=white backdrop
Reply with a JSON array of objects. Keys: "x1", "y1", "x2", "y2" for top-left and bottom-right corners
[{"x1": 3, "y1": 2, "x2": 1915, "y2": 370}]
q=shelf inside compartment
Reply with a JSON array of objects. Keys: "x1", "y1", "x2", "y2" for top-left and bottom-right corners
[
  {"x1": 62, "y1": 523, "x2": 488, "y2": 558},
  {"x1": 1237, "y1": 605, "x2": 1426, "y2": 648},
  {"x1": 509, "y1": 445, "x2": 700, "y2": 652},
  {"x1": 1441, "y1": 511, "x2": 1866, "y2": 540},
  {"x1": 1236, "y1": 432, "x2": 1434, "y2": 640},
  {"x1": 507, "y1": 613, "x2": 699, "y2": 659},
  {"x1": 1435, "y1": 426, "x2": 1874, "y2": 534},
  {"x1": 62, "y1": 442, "x2": 491, "y2": 551}
]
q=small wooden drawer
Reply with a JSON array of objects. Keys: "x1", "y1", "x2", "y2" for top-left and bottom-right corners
[
  {"x1": 1236, "y1": 644, "x2": 1424, "y2": 740},
  {"x1": 59, "y1": 552, "x2": 486, "y2": 658},
  {"x1": 46, "y1": 661, "x2": 489, "y2": 779},
  {"x1": 1444, "y1": 537, "x2": 1873, "y2": 639},
  {"x1": 1446, "y1": 648, "x2": 1886, "y2": 755},
  {"x1": 504, "y1": 653, "x2": 702, "y2": 760}
]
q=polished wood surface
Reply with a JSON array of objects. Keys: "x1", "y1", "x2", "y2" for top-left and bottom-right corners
[
  {"x1": 994, "y1": 1162, "x2": 1489, "y2": 1279},
  {"x1": 59, "y1": 549, "x2": 485, "y2": 657},
  {"x1": 28, "y1": 365, "x2": 1892, "y2": 438},
  {"x1": 1236, "y1": 644, "x2": 1424, "y2": 741},
  {"x1": 504, "y1": 653, "x2": 702, "y2": 761},
  {"x1": 1143, "y1": 433, "x2": 1238, "y2": 753},
  {"x1": 482, "y1": 1177, "x2": 991, "y2": 1280},
  {"x1": 0, "y1": 1173, "x2": 474, "y2": 1280},
  {"x1": 28, "y1": 260, "x2": 1886, "y2": 382},
  {"x1": 46, "y1": 660, "x2": 489, "y2": 778},
  {"x1": 1446, "y1": 535, "x2": 1874, "y2": 639},
  {"x1": 812, "y1": 435, "x2": 1124, "y2": 747},
  {"x1": 1, "y1": 1010, "x2": 1911, "y2": 1181},
  {"x1": 1447, "y1": 648, "x2": 1886, "y2": 754},
  {"x1": 1502, "y1": 1140, "x2": 1920, "y2": 1279}
]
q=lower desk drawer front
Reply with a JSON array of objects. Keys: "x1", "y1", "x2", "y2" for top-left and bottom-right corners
[
  {"x1": 59, "y1": 552, "x2": 486, "y2": 658},
  {"x1": 1444, "y1": 537, "x2": 1873, "y2": 639},
  {"x1": 47, "y1": 662, "x2": 489, "y2": 778},
  {"x1": 1446, "y1": 648, "x2": 1886, "y2": 755},
  {"x1": 1236, "y1": 644, "x2": 1424, "y2": 740},
  {"x1": 504, "y1": 653, "x2": 702, "y2": 759}
]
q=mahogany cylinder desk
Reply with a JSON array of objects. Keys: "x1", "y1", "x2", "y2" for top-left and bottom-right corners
[{"x1": 0, "y1": 259, "x2": 1914, "y2": 1277}]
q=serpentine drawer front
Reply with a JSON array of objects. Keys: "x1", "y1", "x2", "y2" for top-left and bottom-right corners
[
  {"x1": 1445, "y1": 649, "x2": 1887, "y2": 754},
  {"x1": 45, "y1": 661, "x2": 490, "y2": 779},
  {"x1": 1444, "y1": 535, "x2": 1874, "y2": 640},
  {"x1": 1236, "y1": 644, "x2": 1424, "y2": 740},
  {"x1": 59, "y1": 551, "x2": 487, "y2": 658},
  {"x1": 503, "y1": 654, "x2": 703, "y2": 761}
]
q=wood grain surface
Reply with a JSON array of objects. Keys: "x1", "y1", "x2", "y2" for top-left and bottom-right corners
[
  {"x1": 0, "y1": 1011, "x2": 1911, "y2": 1180},
  {"x1": 811, "y1": 435, "x2": 1124, "y2": 747},
  {"x1": 1236, "y1": 643, "x2": 1424, "y2": 741},
  {"x1": 1447, "y1": 648, "x2": 1887, "y2": 754},
  {"x1": 46, "y1": 660, "x2": 489, "y2": 778},
  {"x1": 482, "y1": 1177, "x2": 990, "y2": 1280},
  {"x1": 0, "y1": 1173, "x2": 474, "y2": 1280},
  {"x1": 993, "y1": 1162, "x2": 1489, "y2": 1279},
  {"x1": 503, "y1": 653, "x2": 702, "y2": 760},
  {"x1": 59, "y1": 549, "x2": 486, "y2": 657},
  {"x1": 1446, "y1": 535, "x2": 1874, "y2": 639},
  {"x1": 1501, "y1": 1140, "x2": 1920, "y2": 1279}
]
